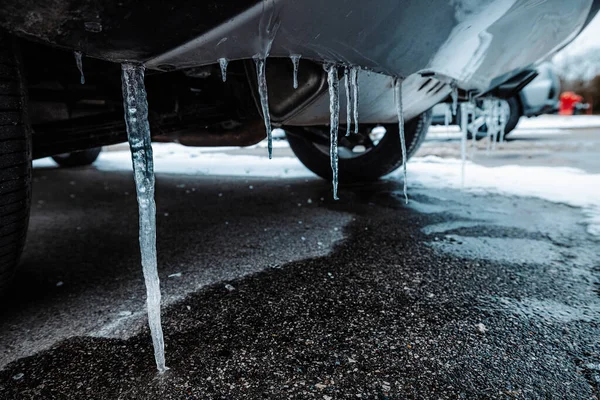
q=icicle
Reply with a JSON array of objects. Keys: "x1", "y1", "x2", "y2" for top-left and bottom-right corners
[
  {"x1": 120, "y1": 63, "x2": 167, "y2": 373},
  {"x1": 491, "y1": 101, "x2": 499, "y2": 151},
  {"x1": 499, "y1": 100, "x2": 508, "y2": 143},
  {"x1": 484, "y1": 99, "x2": 493, "y2": 154},
  {"x1": 469, "y1": 99, "x2": 478, "y2": 158},
  {"x1": 254, "y1": 56, "x2": 273, "y2": 159},
  {"x1": 218, "y1": 58, "x2": 228, "y2": 82},
  {"x1": 394, "y1": 78, "x2": 408, "y2": 204},
  {"x1": 290, "y1": 54, "x2": 301, "y2": 89},
  {"x1": 350, "y1": 67, "x2": 359, "y2": 133},
  {"x1": 451, "y1": 83, "x2": 458, "y2": 116},
  {"x1": 344, "y1": 67, "x2": 352, "y2": 137},
  {"x1": 460, "y1": 102, "x2": 468, "y2": 187},
  {"x1": 444, "y1": 105, "x2": 451, "y2": 132},
  {"x1": 325, "y1": 64, "x2": 340, "y2": 200},
  {"x1": 74, "y1": 51, "x2": 85, "y2": 85}
]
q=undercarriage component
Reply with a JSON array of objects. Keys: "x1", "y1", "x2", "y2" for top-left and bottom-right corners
[
  {"x1": 244, "y1": 58, "x2": 329, "y2": 124},
  {"x1": 279, "y1": 70, "x2": 452, "y2": 126},
  {"x1": 23, "y1": 45, "x2": 263, "y2": 157},
  {"x1": 32, "y1": 113, "x2": 126, "y2": 159},
  {"x1": 32, "y1": 113, "x2": 266, "y2": 159}
]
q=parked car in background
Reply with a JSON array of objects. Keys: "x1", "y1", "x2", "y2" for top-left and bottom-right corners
[{"x1": 432, "y1": 62, "x2": 561, "y2": 138}]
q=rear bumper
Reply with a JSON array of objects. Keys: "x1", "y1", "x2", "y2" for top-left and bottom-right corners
[{"x1": 1, "y1": 0, "x2": 595, "y2": 93}]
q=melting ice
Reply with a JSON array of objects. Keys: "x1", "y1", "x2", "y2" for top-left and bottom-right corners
[
  {"x1": 74, "y1": 51, "x2": 85, "y2": 85},
  {"x1": 498, "y1": 100, "x2": 509, "y2": 143},
  {"x1": 218, "y1": 58, "x2": 228, "y2": 82},
  {"x1": 350, "y1": 67, "x2": 359, "y2": 133},
  {"x1": 394, "y1": 78, "x2": 408, "y2": 204},
  {"x1": 326, "y1": 64, "x2": 340, "y2": 200},
  {"x1": 253, "y1": 0, "x2": 280, "y2": 159},
  {"x1": 344, "y1": 68, "x2": 352, "y2": 136},
  {"x1": 254, "y1": 57, "x2": 273, "y2": 159},
  {"x1": 451, "y1": 84, "x2": 458, "y2": 116},
  {"x1": 290, "y1": 54, "x2": 301, "y2": 89},
  {"x1": 460, "y1": 102, "x2": 468, "y2": 187},
  {"x1": 120, "y1": 63, "x2": 167, "y2": 373}
]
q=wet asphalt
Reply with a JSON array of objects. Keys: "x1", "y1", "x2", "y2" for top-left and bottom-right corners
[{"x1": 1, "y1": 127, "x2": 600, "y2": 399}]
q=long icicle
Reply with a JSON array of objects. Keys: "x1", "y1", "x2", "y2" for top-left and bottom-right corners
[
  {"x1": 460, "y1": 102, "x2": 468, "y2": 187},
  {"x1": 491, "y1": 101, "x2": 499, "y2": 151},
  {"x1": 470, "y1": 100, "x2": 478, "y2": 159},
  {"x1": 326, "y1": 64, "x2": 340, "y2": 200},
  {"x1": 484, "y1": 99, "x2": 493, "y2": 154},
  {"x1": 351, "y1": 67, "x2": 359, "y2": 133},
  {"x1": 394, "y1": 78, "x2": 408, "y2": 204},
  {"x1": 291, "y1": 54, "x2": 301, "y2": 89},
  {"x1": 344, "y1": 67, "x2": 352, "y2": 137},
  {"x1": 254, "y1": 56, "x2": 273, "y2": 159},
  {"x1": 120, "y1": 63, "x2": 166, "y2": 373},
  {"x1": 74, "y1": 51, "x2": 85, "y2": 84},
  {"x1": 499, "y1": 99, "x2": 508, "y2": 143}
]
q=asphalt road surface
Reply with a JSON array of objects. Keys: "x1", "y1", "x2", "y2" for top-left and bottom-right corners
[{"x1": 1, "y1": 119, "x2": 600, "y2": 399}]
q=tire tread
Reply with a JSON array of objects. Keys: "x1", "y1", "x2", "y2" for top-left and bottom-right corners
[{"x1": 0, "y1": 30, "x2": 31, "y2": 295}]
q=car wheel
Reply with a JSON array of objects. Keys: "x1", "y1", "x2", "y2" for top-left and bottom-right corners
[
  {"x1": 52, "y1": 147, "x2": 102, "y2": 167},
  {"x1": 0, "y1": 31, "x2": 31, "y2": 294},
  {"x1": 285, "y1": 110, "x2": 432, "y2": 183}
]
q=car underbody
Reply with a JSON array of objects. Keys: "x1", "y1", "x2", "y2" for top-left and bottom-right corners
[{"x1": 1, "y1": 0, "x2": 597, "y2": 158}]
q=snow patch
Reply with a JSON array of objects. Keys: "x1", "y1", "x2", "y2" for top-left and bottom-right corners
[
  {"x1": 396, "y1": 156, "x2": 600, "y2": 236},
  {"x1": 94, "y1": 150, "x2": 311, "y2": 178},
  {"x1": 34, "y1": 139, "x2": 600, "y2": 237}
]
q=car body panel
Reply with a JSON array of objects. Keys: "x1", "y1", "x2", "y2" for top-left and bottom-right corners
[
  {"x1": 281, "y1": 72, "x2": 451, "y2": 126},
  {"x1": 148, "y1": 0, "x2": 590, "y2": 95},
  {"x1": 0, "y1": 0, "x2": 596, "y2": 128},
  {"x1": 519, "y1": 63, "x2": 560, "y2": 116},
  {"x1": 0, "y1": 0, "x2": 593, "y2": 90}
]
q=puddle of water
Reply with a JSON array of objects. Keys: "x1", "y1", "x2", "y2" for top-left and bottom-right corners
[
  {"x1": 494, "y1": 297, "x2": 600, "y2": 323},
  {"x1": 429, "y1": 236, "x2": 562, "y2": 265}
]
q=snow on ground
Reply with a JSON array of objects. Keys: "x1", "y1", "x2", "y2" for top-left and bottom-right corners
[
  {"x1": 517, "y1": 115, "x2": 600, "y2": 129},
  {"x1": 34, "y1": 141, "x2": 303, "y2": 178},
  {"x1": 33, "y1": 118, "x2": 600, "y2": 236},
  {"x1": 396, "y1": 157, "x2": 600, "y2": 237},
  {"x1": 428, "y1": 115, "x2": 600, "y2": 140}
]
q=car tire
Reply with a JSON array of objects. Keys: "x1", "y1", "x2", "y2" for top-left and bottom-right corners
[
  {"x1": 52, "y1": 147, "x2": 102, "y2": 167},
  {"x1": 286, "y1": 110, "x2": 432, "y2": 183},
  {"x1": 502, "y1": 96, "x2": 521, "y2": 138},
  {"x1": 0, "y1": 31, "x2": 31, "y2": 294}
]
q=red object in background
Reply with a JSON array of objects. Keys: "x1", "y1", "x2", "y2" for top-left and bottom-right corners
[{"x1": 559, "y1": 91, "x2": 583, "y2": 115}]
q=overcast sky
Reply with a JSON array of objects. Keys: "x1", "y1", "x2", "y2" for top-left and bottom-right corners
[{"x1": 554, "y1": 13, "x2": 600, "y2": 61}]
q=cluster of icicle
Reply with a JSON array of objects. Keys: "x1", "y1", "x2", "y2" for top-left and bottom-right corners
[
  {"x1": 75, "y1": 48, "x2": 415, "y2": 372},
  {"x1": 455, "y1": 90, "x2": 509, "y2": 186},
  {"x1": 252, "y1": 57, "x2": 365, "y2": 201}
]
